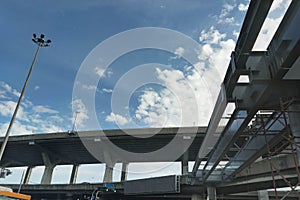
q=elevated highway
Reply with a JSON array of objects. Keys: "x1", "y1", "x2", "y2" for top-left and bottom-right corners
[{"x1": 0, "y1": 127, "x2": 207, "y2": 167}]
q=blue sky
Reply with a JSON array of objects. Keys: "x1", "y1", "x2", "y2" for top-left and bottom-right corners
[
  {"x1": 0, "y1": 0, "x2": 251, "y2": 134},
  {"x1": 0, "y1": 0, "x2": 292, "y2": 184}
]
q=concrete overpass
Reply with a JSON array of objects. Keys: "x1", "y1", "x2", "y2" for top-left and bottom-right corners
[
  {"x1": 2, "y1": 0, "x2": 300, "y2": 199},
  {"x1": 0, "y1": 127, "x2": 211, "y2": 184}
]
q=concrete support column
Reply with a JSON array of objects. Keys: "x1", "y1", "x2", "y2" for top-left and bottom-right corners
[
  {"x1": 103, "y1": 150, "x2": 116, "y2": 183},
  {"x1": 41, "y1": 165, "x2": 55, "y2": 184},
  {"x1": 103, "y1": 163, "x2": 115, "y2": 183},
  {"x1": 41, "y1": 153, "x2": 56, "y2": 184},
  {"x1": 69, "y1": 164, "x2": 79, "y2": 184},
  {"x1": 121, "y1": 162, "x2": 129, "y2": 181},
  {"x1": 182, "y1": 151, "x2": 189, "y2": 175},
  {"x1": 207, "y1": 186, "x2": 216, "y2": 200},
  {"x1": 23, "y1": 167, "x2": 33, "y2": 184},
  {"x1": 191, "y1": 194, "x2": 205, "y2": 200},
  {"x1": 258, "y1": 190, "x2": 269, "y2": 200},
  {"x1": 288, "y1": 103, "x2": 300, "y2": 164}
]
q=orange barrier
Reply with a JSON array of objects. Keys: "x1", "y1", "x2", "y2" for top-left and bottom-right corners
[{"x1": 0, "y1": 191, "x2": 31, "y2": 200}]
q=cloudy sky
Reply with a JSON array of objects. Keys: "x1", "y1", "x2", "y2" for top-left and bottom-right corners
[{"x1": 0, "y1": 0, "x2": 291, "y2": 184}]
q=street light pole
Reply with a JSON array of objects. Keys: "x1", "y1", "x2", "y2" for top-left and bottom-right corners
[{"x1": 0, "y1": 34, "x2": 51, "y2": 162}]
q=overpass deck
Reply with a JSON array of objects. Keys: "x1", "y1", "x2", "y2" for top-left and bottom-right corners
[{"x1": 0, "y1": 127, "x2": 208, "y2": 167}]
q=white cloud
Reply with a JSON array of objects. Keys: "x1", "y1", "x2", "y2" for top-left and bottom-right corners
[
  {"x1": 135, "y1": 84, "x2": 180, "y2": 127},
  {"x1": 0, "y1": 100, "x2": 17, "y2": 117},
  {"x1": 198, "y1": 27, "x2": 236, "y2": 78},
  {"x1": 133, "y1": 26, "x2": 235, "y2": 128},
  {"x1": 102, "y1": 88, "x2": 113, "y2": 93},
  {"x1": 105, "y1": 112, "x2": 131, "y2": 126},
  {"x1": 34, "y1": 86, "x2": 40, "y2": 90},
  {"x1": 0, "y1": 81, "x2": 20, "y2": 97},
  {"x1": 270, "y1": 0, "x2": 288, "y2": 12},
  {"x1": 22, "y1": 99, "x2": 33, "y2": 108},
  {"x1": 220, "y1": 3, "x2": 235, "y2": 18},
  {"x1": 95, "y1": 67, "x2": 113, "y2": 78},
  {"x1": 73, "y1": 1, "x2": 239, "y2": 130},
  {"x1": 33, "y1": 105, "x2": 59, "y2": 114},
  {"x1": 0, "y1": 82, "x2": 67, "y2": 135},
  {"x1": 253, "y1": 17, "x2": 281, "y2": 50},
  {"x1": 134, "y1": 67, "x2": 214, "y2": 127},
  {"x1": 0, "y1": 121, "x2": 36, "y2": 136},
  {"x1": 238, "y1": 3, "x2": 248, "y2": 11},
  {"x1": 72, "y1": 99, "x2": 89, "y2": 128},
  {"x1": 217, "y1": 3, "x2": 237, "y2": 25},
  {"x1": 0, "y1": 116, "x2": 65, "y2": 136},
  {"x1": 174, "y1": 47, "x2": 185, "y2": 58},
  {"x1": 0, "y1": 91, "x2": 5, "y2": 99},
  {"x1": 233, "y1": 30, "x2": 239, "y2": 39},
  {"x1": 38, "y1": 123, "x2": 64, "y2": 133},
  {"x1": 218, "y1": 17, "x2": 235, "y2": 25},
  {"x1": 95, "y1": 67, "x2": 105, "y2": 77},
  {"x1": 199, "y1": 26, "x2": 226, "y2": 44},
  {"x1": 252, "y1": 0, "x2": 291, "y2": 50},
  {"x1": 0, "y1": 100, "x2": 28, "y2": 121},
  {"x1": 49, "y1": 115, "x2": 64, "y2": 123},
  {"x1": 82, "y1": 84, "x2": 98, "y2": 91}
]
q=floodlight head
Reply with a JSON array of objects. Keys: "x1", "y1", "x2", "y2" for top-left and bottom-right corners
[{"x1": 32, "y1": 33, "x2": 51, "y2": 47}]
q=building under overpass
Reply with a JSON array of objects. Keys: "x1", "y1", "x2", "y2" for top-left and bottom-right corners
[{"x1": 2, "y1": 0, "x2": 300, "y2": 199}]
